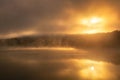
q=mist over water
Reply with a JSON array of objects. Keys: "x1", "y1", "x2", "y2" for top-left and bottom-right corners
[
  {"x1": 0, "y1": 0, "x2": 120, "y2": 79},
  {"x1": 0, "y1": 47, "x2": 119, "y2": 80}
]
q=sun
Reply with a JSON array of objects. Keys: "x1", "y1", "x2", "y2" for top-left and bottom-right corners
[
  {"x1": 90, "y1": 66, "x2": 95, "y2": 71},
  {"x1": 80, "y1": 16, "x2": 105, "y2": 34},
  {"x1": 81, "y1": 17, "x2": 103, "y2": 26},
  {"x1": 90, "y1": 17, "x2": 102, "y2": 24}
]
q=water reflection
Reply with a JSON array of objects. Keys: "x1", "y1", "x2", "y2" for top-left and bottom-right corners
[
  {"x1": 0, "y1": 49, "x2": 119, "y2": 80},
  {"x1": 74, "y1": 59, "x2": 119, "y2": 80}
]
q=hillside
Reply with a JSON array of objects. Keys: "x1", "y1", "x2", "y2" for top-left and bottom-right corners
[{"x1": 0, "y1": 31, "x2": 120, "y2": 49}]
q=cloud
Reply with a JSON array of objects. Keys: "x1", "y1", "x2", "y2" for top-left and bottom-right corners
[
  {"x1": 0, "y1": 0, "x2": 119, "y2": 38},
  {"x1": 0, "y1": 0, "x2": 68, "y2": 34}
]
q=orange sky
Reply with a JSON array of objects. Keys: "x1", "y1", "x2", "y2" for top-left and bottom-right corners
[{"x1": 0, "y1": 0, "x2": 120, "y2": 38}]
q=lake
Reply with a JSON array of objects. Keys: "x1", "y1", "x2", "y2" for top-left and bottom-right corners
[{"x1": 0, "y1": 47, "x2": 120, "y2": 80}]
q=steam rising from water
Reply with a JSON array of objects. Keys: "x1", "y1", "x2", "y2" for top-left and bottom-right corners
[{"x1": 4, "y1": 47, "x2": 76, "y2": 51}]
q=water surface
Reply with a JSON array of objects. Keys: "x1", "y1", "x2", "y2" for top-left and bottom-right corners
[{"x1": 0, "y1": 48, "x2": 119, "y2": 80}]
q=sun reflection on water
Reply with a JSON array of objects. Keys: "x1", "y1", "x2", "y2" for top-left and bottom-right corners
[
  {"x1": 72, "y1": 59, "x2": 119, "y2": 80},
  {"x1": 2, "y1": 49, "x2": 119, "y2": 80},
  {"x1": 90, "y1": 66, "x2": 95, "y2": 71}
]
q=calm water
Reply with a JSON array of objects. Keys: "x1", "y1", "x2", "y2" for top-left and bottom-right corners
[{"x1": 0, "y1": 48, "x2": 120, "y2": 80}]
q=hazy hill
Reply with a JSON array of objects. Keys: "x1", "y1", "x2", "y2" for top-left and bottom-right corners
[{"x1": 0, "y1": 30, "x2": 120, "y2": 49}]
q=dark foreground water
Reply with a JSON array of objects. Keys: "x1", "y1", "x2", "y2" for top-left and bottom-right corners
[{"x1": 0, "y1": 48, "x2": 120, "y2": 80}]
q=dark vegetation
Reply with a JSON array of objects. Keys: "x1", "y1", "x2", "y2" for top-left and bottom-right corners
[{"x1": 0, "y1": 30, "x2": 120, "y2": 49}]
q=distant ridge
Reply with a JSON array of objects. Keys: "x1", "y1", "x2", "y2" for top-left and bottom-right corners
[{"x1": 0, "y1": 30, "x2": 120, "y2": 49}]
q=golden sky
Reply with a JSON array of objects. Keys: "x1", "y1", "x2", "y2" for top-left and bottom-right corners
[{"x1": 0, "y1": 0, "x2": 120, "y2": 38}]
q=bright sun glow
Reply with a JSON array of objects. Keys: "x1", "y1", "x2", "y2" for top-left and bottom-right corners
[
  {"x1": 81, "y1": 19, "x2": 89, "y2": 25},
  {"x1": 90, "y1": 66, "x2": 95, "y2": 71},
  {"x1": 90, "y1": 17, "x2": 102, "y2": 24},
  {"x1": 81, "y1": 17, "x2": 104, "y2": 26},
  {"x1": 77, "y1": 59, "x2": 113, "y2": 80},
  {"x1": 82, "y1": 30, "x2": 100, "y2": 34},
  {"x1": 80, "y1": 17, "x2": 105, "y2": 34}
]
